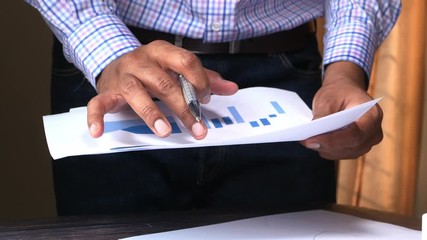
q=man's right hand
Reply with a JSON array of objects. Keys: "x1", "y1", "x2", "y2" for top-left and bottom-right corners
[{"x1": 86, "y1": 40, "x2": 239, "y2": 140}]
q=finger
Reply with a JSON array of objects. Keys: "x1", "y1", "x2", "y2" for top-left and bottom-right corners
[
  {"x1": 314, "y1": 129, "x2": 377, "y2": 160},
  {"x1": 146, "y1": 41, "x2": 212, "y2": 103},
  {"x1": 87, "y1": 93, "x2": 124, "y2": 138},
  {"x1": 301, "y1": 124, "x2": 361, "y2": 158},
  {"x1": 132, "y1": 66, "x2": 208, "y2": 139},
  {"x1": 302, "y1": 108, "x2": 383, "y2": 159},
  {"x1": 205, "y1": 69, "x2": 239, "y2": 97},
  {"x1": 118, "y1": 74, "x2": 173, "y2": 138}
]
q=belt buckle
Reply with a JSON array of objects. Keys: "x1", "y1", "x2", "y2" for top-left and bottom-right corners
[{"x1": 229, "y1": 41, "x2": 240, "y2": 54}]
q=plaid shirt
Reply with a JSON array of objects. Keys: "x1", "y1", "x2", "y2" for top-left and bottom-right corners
[{"x1": 26, "y1": 0, "x2": 401, "y2": 88}]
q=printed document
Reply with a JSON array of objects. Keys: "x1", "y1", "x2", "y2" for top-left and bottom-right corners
[{"x1": 43, "y1": 87, "x2": 379, "y2": 160}]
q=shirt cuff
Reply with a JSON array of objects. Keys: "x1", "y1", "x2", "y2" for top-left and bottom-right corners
[
  {"x1": 322, "y1": 23, "x2": 378, "y2": 80},
  {"x1": 66, "y1": 14, "x2": 141, "y2": 88}
]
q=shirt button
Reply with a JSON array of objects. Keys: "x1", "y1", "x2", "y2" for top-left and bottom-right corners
[{"x1": 211, "y1": 21, "x2": 222, "y2": 32}]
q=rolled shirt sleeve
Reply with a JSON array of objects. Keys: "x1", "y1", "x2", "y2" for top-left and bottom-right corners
[
  {"x1": 25, "y1": 0, "x2": 141, "y2": 88},
  {"x1": 323, "y1": 0, "x2": 402, "y2": 78}
]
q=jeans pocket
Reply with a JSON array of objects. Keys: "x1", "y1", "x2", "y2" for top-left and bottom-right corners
[
  {"x1": 274, "y1": 51, "x2": 321, "y2": 80},
  {"x1": 269, "y1": 48, "x2": 322, "y2": 107},
  {"x1": 273, "y1": 32, "x2": 322, "y2": 81}
]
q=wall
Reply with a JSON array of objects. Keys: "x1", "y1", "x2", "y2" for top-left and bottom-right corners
[{"x1": 0, "y1": 1, "x2": 56, "y2": 220}]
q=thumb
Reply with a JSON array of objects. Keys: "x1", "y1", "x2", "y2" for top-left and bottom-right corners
[{"x1": 205, "y1": 69, "x2": 239, "y2": 97}]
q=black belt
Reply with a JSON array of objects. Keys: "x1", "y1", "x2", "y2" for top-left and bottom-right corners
[{"x1": 128, "y1": 22, "x2": 315, "y2": 54}]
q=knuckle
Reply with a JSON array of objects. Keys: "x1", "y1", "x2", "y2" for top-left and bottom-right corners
[
  {"x1": 145, "y1": 40, "x2": 171, "y2": 53},
  {"x1": 139, "y1": 104, "x2": 158, "y2": 119},
  {"x1": 370, "y1": 131, "x2": 383, "y2": 148},
  {"x1": 178, "y1": 107, "x2": 194, "y2": 122},
  {"x1": 150, "y1": 39, "x2": 170, "y2": 47},
  {"x1": 179, "y1": 51, "x2": 200, "y2": 69},
  {"x1": 156, "y1": 77, "x2": 178, "y2": 97},
  {"x1": 376, "y1": 130, "x2": 384, "y2": 143},
  {"x1": 120, "y1": 76, "x2": 141, "y2": 95}
]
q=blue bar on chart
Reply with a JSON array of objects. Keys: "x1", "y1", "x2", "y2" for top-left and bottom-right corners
[
  {"x1": 227, "y1": 106, "x2": 244, "y2": 123},
  {"x1": 104, "y1": 119, "x2": 140, "y2": 133},
  {"x1": 104, "y1": 117, "x2": 182, "y2": 134},
  {"x1": 269, "y1": 114, "x2": 277, "y2": 118},
  {"x1": 270, "y1": 101, "x2": 285, "y2": 114},
  {"x1": 222, "y1": 116, "x2": 233, "y2": 125},
  {"x1": 211, "y1": 118, "x2": 223, "y2": 128},
  {"x1": 260, "y1": 118, "x2": 270, "y2": 126},
  {"x1": 166, "y1": 116, "x2": 182, "y2": 134},
  {"x1": 202, "y1": 114, "x2": 211, "y2": 129},
  {"x1": 250, "y1": 121, "x2": 260, "y2": 127}
]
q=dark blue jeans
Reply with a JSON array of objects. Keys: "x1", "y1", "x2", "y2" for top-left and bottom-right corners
[{"x1": 50, "y1": 33, "x2": 336, "y2": 216}]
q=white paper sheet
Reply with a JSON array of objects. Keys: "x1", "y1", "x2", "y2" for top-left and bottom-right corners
[
  {"x1": 423, "y1": 213, "x2": 426, "y2": 240},
  {"x1": 43, "y1": 87, "x2": 379, "y2": 160},
  {"x1": 121, "y1": 210, "x2": 421, "y2": 240}
]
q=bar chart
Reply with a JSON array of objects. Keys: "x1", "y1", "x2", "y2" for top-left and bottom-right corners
[
  {"x1": 103, "y1": 99, "x2": 289, "y2": 135},
  {"x1": 203, "y1": 101, "x2": 286, "y2": 129}
]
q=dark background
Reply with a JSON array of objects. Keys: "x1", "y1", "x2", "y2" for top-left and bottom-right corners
[{"x1": 0, "y1": 0, "x2": 56, "y2": 220}]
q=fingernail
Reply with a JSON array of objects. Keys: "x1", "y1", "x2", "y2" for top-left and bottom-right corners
[
  {"x1": 89, "y1": 123, "x2": 98, "y2": 137},
  {"x1": 306, "y1": 142, "x2": 321, "y2": 149},
  {"x1": 192, "y1": 122, "x2": 205, "y2": 137},
  {"x1": 154, "y1": 119, "x2": 170, "y2": 136}
]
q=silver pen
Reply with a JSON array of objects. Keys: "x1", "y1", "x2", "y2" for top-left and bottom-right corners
[{"x1": 178, "y1": 74, "x2": 201, "y2": 122}]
